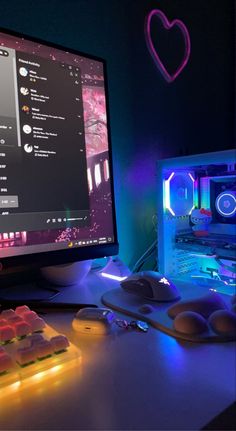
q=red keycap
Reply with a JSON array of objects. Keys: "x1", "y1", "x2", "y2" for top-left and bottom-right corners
[
  {"x1": 15, "y1": 305, "x2": 30, "y2": 315},
  {"x1": 30, "y1": 317, "x2": 46, "y2": 333},
  {"x1": 0, "y1": 319, "x2": 8, "y2": 327},
  {"x1": 1, "y1": 309, "x2": 15, "y2": 320},
  {"x1": 0, "y1": 325, "x2": 15, "y2": 342},
  {"x1": 14, "y1": 321, "x2": 31, "y2": 337},
  {"x1": 22, "y1": 311, "x2": 38, "y2": 323}
]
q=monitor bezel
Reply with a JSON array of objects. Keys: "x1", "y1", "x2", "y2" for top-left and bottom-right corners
[{"x1": 0, "y1": 26, "x2": 119, "y2": 273}]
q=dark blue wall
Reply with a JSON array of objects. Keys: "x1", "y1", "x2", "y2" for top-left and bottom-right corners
[{"x1": 0, "y1": 0, "x2": 234, "y2": 267}]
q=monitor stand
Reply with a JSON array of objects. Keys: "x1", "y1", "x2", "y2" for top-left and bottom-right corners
[
  {"x1": 0, "y1": 260, "x2": 96, "y2": 310},
  {"x1": 41, "y1": 260, "x2": 92, "y2": 286}
]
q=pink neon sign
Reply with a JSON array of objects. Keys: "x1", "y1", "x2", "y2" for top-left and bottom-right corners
[{"x1": 145, "y1": 9, "x2": 191, "y2": 83}]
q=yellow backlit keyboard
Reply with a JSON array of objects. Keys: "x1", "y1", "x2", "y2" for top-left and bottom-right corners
[{"x1": 0, "y1": 305, "x2": 81, "y2": 395}]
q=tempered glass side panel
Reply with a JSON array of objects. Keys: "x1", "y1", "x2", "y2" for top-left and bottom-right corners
[{"x1": 157, "y1": 149, "x2": 236, "y2": 296}]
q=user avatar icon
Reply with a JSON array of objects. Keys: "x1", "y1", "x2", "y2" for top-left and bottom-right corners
[
  {"x1": 22, "y1": 105, "x2": 30, "y2": 114},
  {"x1": 20, "y1": 87, "x2": 29, "y2": 96},
  {"x1": 24, "y1": 144, "x2": 33, "y2": 153},
  {"x1": 23, "y1": 124, "x2": 32, "y2": 134},
  {"x1": 19, "y1": 67, "x2": 28, "y2": 77}
]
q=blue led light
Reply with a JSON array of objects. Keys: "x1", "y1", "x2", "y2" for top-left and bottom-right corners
[{"x1": 215, "y1": 191, "x2": 236, "y2": 217}]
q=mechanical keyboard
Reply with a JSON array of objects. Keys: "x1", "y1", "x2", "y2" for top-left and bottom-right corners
[{"x1": 0, "y1": 305, "x2": 81, "y2": 395}]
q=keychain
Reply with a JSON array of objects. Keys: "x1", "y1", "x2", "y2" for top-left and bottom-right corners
[{"x1": 115, "y1": 318, "x2": 149, "y2": 332}]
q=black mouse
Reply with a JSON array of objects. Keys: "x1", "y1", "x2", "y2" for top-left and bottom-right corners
[{"x1": 121, "y1": 271, "x2": 180, "y2": 302}]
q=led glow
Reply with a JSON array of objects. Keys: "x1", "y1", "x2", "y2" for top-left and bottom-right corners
[
  {"x1": 144, "y1": 9, "x2": 191, "y2": 83},
  {"x1": 200, "y1": 177, "x2": 210, "y2": 209},
  {"x1": 101, "y1": 272, "x2": 128, "y2": 281},
  {"x1": 191, "y1": 275, "x2": 228, "y2": 285},
  {"x1": 94, "y1": 164, "x2": 102, "y2": 187},
  {"x1": 87, "y1": 168, "x2": 93, "y2": 192},
  {"x1": 159, "y1": 277, "x2": 170, "y2": 285},
  {"x1": 191, "y1": 275, "x2": 209, "y2": 278},
  {"x1": 164, "y1": 172, "x2": 175, "y2": 216},
  {"x1": 164, "y1": 171, "x2": 195, "y2": 216},
  {"x1": 188, "y1": 173, "x2": 195, "y2": 215},
  {"x1": 216, "y1": 192, "x2": 236, "y2": 217},
  {"x1": 103, "y1": 159, "x2": 110, "y2": 181},
  {"x1": 32, "y1": 371, "x2": 47, "y2": 381},
  {"x1": 190, "y1": 253, "x2": 217, "y2": 258},
  {"x1": 49, "y1": 365, "x2": 62, "y2": 374},
  {"x1": 0, "y1": 322, "x2": 81, "y2": 397},
  {"x1": 0, "y1": 380, "x2": 21, "y2": 398}
]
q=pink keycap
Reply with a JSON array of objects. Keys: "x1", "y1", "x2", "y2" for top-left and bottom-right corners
[
  {"x1": 15, "y1": 305, "x2": 30, "y2": 315},
  {"x1": 0, "y1": 353, "x2": 13, "y2": 373},
  {"x1": 1, "y1": 309, "x2": 15, "y2": 320},
  {"x1": 16, "y1": 346, "x2": 37, "y2": 366},
  {"x1": 36, "y1": 340, "x2": 53, "y2": 359},
  {"x1": 7, "y1": 315, "x2": 23, "y2": 326},
  {"x1": 0, "y1": 319, "x2": 8, "y2": 327},
  {"x1": 51, "y1": 335, "x2": 70, "y2": 353},
  {"x1": 14, "y1": 321, "x2": 31, "y2": 337},
  {"x1": 30, "y1": 317, "x2": 46, "y2": 333},
  {"x1": 0, "y1": 325, "x2": 15, "y2": 342},
  {"x1": 22, "y1": 311, "x2": 38, "y2": 323}
]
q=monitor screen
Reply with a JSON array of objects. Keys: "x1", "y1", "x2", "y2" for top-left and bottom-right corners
[{"x1": 0, "y1": 27, "x2": 118, "y2": 274}]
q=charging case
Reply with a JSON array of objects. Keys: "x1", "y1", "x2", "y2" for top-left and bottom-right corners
[{"x1": 72, "y1": 307, "x2": 115, "y2": 335}]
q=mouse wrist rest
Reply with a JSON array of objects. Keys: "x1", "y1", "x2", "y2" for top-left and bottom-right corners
[{"x1": 167, "y1": 292, "x2": 228, "y2": 319}]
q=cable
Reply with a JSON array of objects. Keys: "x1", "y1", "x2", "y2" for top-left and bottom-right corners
[
  {"x1": 132, "y1": 242, "x2": 156, "y2": 273},
  {"x1": 132, "y1": 239, "x2": 157, "y2": 273}
]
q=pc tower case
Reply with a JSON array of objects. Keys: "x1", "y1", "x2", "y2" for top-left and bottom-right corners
[{"x1": 157, "y1": 149, "x2": 236, "y2": 295}]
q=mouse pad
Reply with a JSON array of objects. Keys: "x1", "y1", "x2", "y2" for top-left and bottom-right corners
[{"x1": 101, "y1": 283, "x2": 236, "y2": 343}]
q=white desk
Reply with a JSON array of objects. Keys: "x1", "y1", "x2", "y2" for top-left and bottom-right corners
[{"x1": 0, "y1": 272, "x2": 235, "y2": 430}]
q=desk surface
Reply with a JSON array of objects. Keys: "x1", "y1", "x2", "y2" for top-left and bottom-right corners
[{"x1": 0, "y1": 271, "x2": 235, "y2": 430}]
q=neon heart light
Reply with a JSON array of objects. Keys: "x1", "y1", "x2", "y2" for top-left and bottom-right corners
[{"x1": 145, "y1": 9, "x2": 191, "y2": 83}]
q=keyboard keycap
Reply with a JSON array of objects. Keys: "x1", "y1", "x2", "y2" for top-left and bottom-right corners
[
  {"x1": 16, "y1": 346, "x2": 37, "y2": 366},
  {"x1": 51, "y1": 335, "x2": 70, "y2": 353},
  {"x1": 36, "y1": 340, "x2": 53, "y2": 359},
  {"x1": 0, "y1": 352, "x2": 13, "y2": 373},
  {"x1": 15, "y1": 305, "x2": 30, "y2": 315},
  {"x1": 0, "y1": 325, "x2": 15, "y2": 342},
  {"x1": 14, "y1": 321, "x2": 31, "y2": 338}
]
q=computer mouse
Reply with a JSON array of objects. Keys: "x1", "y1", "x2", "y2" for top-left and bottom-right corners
[
  {"x1": 120, "y1": 271, "x2": 180, "y2": 302},
  {"x1": 167, "y1": 291, "x2": 227, "y2": 319},
  {"x1": 138, "y1": 304, "x2": 155, "y2": 314},
  {"x1": 208, "y1": 310, "x2": 236, "y2": 337},
  {"x1": 173, "y1": 311, "x2": 208, "y2": 335}
]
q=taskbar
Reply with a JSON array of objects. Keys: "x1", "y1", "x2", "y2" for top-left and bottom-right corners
[
  {"x1": 0, "y1": 236, "x2": 114, "y2": 258},
  {"x1": 67, "y1": 236, "x2": 113, "y2": 248}
]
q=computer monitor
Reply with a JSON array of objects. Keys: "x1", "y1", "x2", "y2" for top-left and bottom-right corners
[{"x1": 0, "y1": 27, "x2": 118, "y2": 290}]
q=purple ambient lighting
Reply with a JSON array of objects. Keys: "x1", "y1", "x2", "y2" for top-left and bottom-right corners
[
  {"x1": 144, "y1": 9, "x2": 191, "y2": 83},
  {"x1": 101, "y1": 272, "x2": 128, "y2": 282}
]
